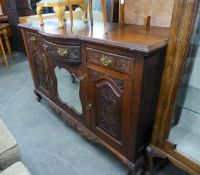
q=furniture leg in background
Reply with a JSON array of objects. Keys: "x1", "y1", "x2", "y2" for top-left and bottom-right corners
[
  {"x1": 89, "y1": 0, "x2": 93, "y2": 26},
  {"x1": 53, "y1": 5, "x2": 66, "y2": 29},
  {"x1": 89, "y1": 0, "x2": 108, "y2": 33},
  {"x1": 0, "y1": 53, "x2": 2, "y2": 64},
  {"x1": 79, "y1": 1, "x2": 87, "y2": 23},
  {"x1": 3, "y1": 29, "x2": 13, "y2": 62},
  {"x1": 0, "y1": 24, "x2": 13, "y2": 66},
  {"x1": 101, "y1": 0, "x2": 107, "y2": 24},
  {"x1": 36, "y1": 6, "x2": 44, "y2": 26},
  {"x1": 69, "y1": 0, "x2": 74, "y2": 28},
  {"x1": 119, "y1": 0, "x2": 125, "y2": 26},
  {"x1": 0, "y1": 36, "x2": 8, "y2": 66}
]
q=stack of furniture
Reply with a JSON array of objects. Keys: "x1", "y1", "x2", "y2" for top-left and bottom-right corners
[
  {"x1": 0, "y1": 119, "x2": 31, "y2": 175},
  {"x1": 5, "y1": 0, "x2": 32, "y2": 52}
]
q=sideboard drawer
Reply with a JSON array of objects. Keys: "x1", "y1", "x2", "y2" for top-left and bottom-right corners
[
  {"x1": 26, "y1": 32, "x2": 41, "y2": 44},
  {"x1": 43, "y1": 40, "x2": 81, "y2": 64},
  {"x1": 86, "y1": 48, "x2": 134, "y2": 75}
]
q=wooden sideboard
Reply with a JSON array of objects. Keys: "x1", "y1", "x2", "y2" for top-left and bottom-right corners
[{"x1": 19, "y1": 20, "x2": 169, "y2": 174}]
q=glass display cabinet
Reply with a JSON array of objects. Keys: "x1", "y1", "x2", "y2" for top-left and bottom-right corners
[{"x1": 148, "y1": 0, "x2": 200, "y2": 174}]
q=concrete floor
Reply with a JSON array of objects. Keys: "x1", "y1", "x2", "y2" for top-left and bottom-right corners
[{"x1": 0, "y1": 52, "x2": 190, "y2": 175}]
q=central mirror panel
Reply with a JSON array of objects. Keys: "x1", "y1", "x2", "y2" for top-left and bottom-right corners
[{"x1": 54, "y1": 67, "x2": 82, "y2": 114}]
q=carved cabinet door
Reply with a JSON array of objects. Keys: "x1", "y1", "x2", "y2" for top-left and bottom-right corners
[
  {"x1": 27, "y1": 33, "x2": 50, "y2": 97},
  {"x1": 88, "y1": 66, "x2": 133, "y2": 157}
]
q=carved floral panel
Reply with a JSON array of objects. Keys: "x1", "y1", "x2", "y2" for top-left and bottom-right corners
[
  {"x1": 96, "y1": 80, "x2": 122, "y2": 140},
  {"x1": 33, "y1": 51, "x2": 48, "y2": 91}
]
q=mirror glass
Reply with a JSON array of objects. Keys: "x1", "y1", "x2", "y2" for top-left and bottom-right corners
[
  {"x1": 55, "y1": 67, "x2": 82, "y2": 114},
  {"x1": 0, "y1": 5, "x2": 2, "y2": 16},
  {"x1": 168, "y1": 5, "x2": 200, "y2": 163}
]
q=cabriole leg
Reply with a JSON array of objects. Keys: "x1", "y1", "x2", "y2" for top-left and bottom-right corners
[
  {"x1": 36, "y1": 6, "x2": 44, "y2": 26},
  {"x1": 127, "y1": 157, "x2": 145, "y2": 175},
  {"x1": 34, "y1": 91, "x2": 42, "y2": 102},
  {"x1": 53, "y1": 6, "x2": 66, "y2": 29},
  {"x1": 79, "y1": 3, "x2": 87, "y2": 23},
  {"x1": 146, "y1": 146, "x2": 167, "y2": 175}
]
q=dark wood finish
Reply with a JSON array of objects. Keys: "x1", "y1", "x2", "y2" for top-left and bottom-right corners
[
  {"x1": 0, "y1": 16, "x2": 8, "y2": 23},
  {"x1": 5, "y1": 0, "x2": 32, "y2": 51},
  {"x1": 19, "y1": 20, "x2": 169, "y2": 174},
  {"x1": 148, "y1": 0, "x2": 200, "y2": 175},
  {"x1": 25, "y1": 32, "x2": 50, "y2": 98}
]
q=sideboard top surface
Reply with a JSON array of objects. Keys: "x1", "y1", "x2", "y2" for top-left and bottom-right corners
[{"x1": 19, "y1": 19, "x2": 170, "y2": 53}]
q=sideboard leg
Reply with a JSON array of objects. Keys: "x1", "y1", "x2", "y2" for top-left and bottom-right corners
[
  {"x1": 126, "y1": 156, "x2": 145, "y2": 175},
  {"x1": 34, "y1": 91, "x2": 42, "y2": 102},
  {"x1": 128, "y1": 170, "x2": 138, "y2": 175},
  {"x1": 146, "y1": 146, "x2": 167, "y2": 175}
]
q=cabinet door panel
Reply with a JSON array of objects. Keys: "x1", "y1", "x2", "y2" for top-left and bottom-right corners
[
  {"x1": 28, "y1": 40, "x2": 50, "y2": 97},
  {"x1": 88, "y1": 66, "x2": 133, "y2": 156},
  {"x1": 96, "y1": 79, "x2": 122, "y2": 141}
]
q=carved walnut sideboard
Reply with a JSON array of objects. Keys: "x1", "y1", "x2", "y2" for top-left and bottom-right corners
[{"x1": 19, "y1": 20, "x2": 169, "y2": 174}]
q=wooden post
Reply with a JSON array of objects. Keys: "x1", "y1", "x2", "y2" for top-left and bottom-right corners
[
  {"x1": 36, "y1": 6, "x2": 44, "y2": 26},
  {"x1": 144, "y1": 16, "x2": 151, "y2": 30},
  {"x1": 69, "y1": 0, "x2": 73, "y2": 28},
  {"x1": 119, "y1": 0, "x2": 125, "y2": 26},
  {"x1": 89, "y1": 0, "x2": 93, "y2": 26},
  {"x1": 101, "y1": 0, "x2": 108, "y2": 34},
  {"x1": 101, "y1": 0, "x2": 107, "y2": 25}
]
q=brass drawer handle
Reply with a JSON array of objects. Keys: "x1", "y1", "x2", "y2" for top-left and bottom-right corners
[
  {"x1": 58, "y1": 48, "x2": 68, "y2": 57},
  {"x1": 100, "y1": 56, "x2": 112, "y2": 66},
  {"x1": 30, "y1": 36, "x2": 36, "y2": 41},
  {"x1": 88, "y1": 103, "x2": 93, "y2": 111},
  {"x1": 43, "y1": 43, "x2": 48, "y2": 50}
]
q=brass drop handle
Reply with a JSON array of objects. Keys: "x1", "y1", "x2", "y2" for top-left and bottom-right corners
[
  {"x1": 58, "y1": 48, "x2": 68, "y2": 57},
  {"x1": 43, "y1": 44, "x2": 48, "y2": 50},
  {"x1": 88, "y1": 103, "x2": 92, "y2": 110},
  {"x1": 100, "y1": 56, "x2": 112, "y2": 66},
  {"x1": 30, "y1": 36, "x2": 36, "y2": 41}
]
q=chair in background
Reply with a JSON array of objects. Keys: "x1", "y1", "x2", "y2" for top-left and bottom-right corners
[
  {"x1": 0, "y1": 23, "x2": 13, "y2": 66},
  {"x1": 36, "y1": 0, "x2": 87, "y2": 29}
]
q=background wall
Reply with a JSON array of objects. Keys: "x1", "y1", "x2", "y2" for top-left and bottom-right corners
[
  {"x1": 124, "y1": 0, "x2": 174, "y2": 27},
  {"x1": 92, "y1": 0, "x2": 174, "y2": 27}
]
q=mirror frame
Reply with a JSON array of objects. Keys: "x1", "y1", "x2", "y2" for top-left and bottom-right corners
[{"x1": 150, "y1": 0, "x2": 200, "y2": 174}]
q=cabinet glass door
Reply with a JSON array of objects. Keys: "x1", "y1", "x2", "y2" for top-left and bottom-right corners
[{"x1": 168, "y1": 6, "x2": 200, "y2": 163}]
